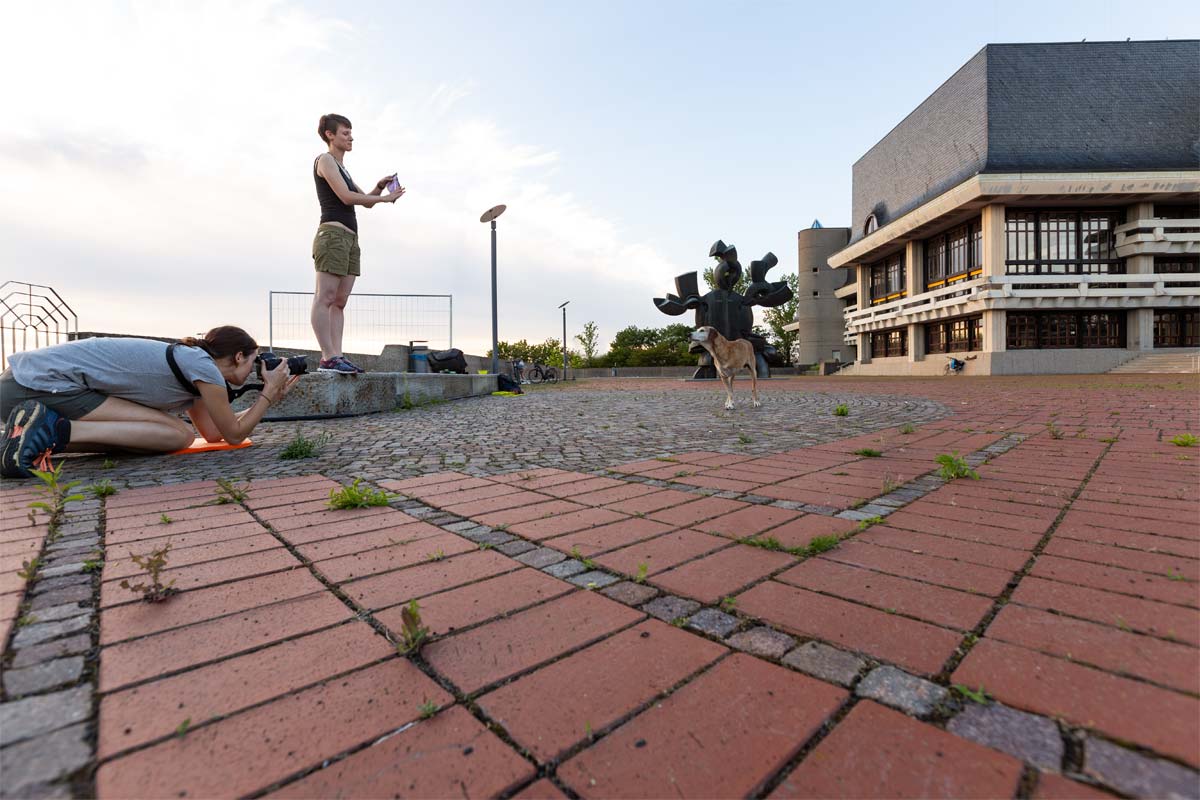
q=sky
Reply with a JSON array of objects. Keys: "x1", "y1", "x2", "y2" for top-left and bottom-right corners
[{"x1": 4, "y1": 0, "x2": 1198, "y2": 357}]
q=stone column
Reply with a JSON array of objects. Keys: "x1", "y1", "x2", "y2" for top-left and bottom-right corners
[
  {"x1": 981, "y1": 204, "x2": 1006, "y2": 277},
  {"x1": 854, "y1": 262, "x2": 872, "y2": 363},
  {"x1": 857, "y1": 332, "x2": 872, "y2": 364},
  {"x1": 904, "y1": 241, "x2": 924, "y2": 362},
  {"x1": 984, "y1": 309, "x2": 1006, "y2": 353},
  {"x1": 1126, "y1": 201, "x2": 1156, "y2": 350}
]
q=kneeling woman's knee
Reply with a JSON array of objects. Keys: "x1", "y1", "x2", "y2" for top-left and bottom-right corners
[{"x1": 164, "y1": 426, "x2": 195, "y2": 452}]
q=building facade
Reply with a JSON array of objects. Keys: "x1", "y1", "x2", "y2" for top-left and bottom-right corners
[{"x1": 828, "y1": 40, "x2": 1200, "y2": 375}]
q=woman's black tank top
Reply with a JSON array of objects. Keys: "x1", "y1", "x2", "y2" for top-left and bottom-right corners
[{"x1": 314, "y1": 156, "x2": 360, "y2": 232}]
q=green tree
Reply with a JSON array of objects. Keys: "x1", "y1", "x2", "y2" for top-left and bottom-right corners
[
  {"x1": 574, "y1": 321, "x2": 601, "y2": 365},
  {"x1": 488, "y1": 338, "x2": 563, "y2": 366},
  {"x1": 604, "y1": 324, "x2": 695, "y2": 367},
  {"x1": 761, "y1": 271, "x2": 800, "y2": 365}
]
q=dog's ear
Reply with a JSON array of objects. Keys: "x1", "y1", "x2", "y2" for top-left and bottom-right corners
[{"x1": 706, "y1": 327, "x2": 716, "y2": 342}]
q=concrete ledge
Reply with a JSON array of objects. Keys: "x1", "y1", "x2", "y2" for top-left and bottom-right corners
[{"x1": 232, "y1": 372, "x2": 498, "y2": 419}]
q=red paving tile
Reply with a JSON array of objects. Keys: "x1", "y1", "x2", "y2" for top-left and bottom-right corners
[
  {"x1": 508, "y1": 507, "x2": 629, "y2": 540},
  {"x1": 421, "y1": 482, "x2": 524, "y2": 510},
  {"x1": 1054, "y1": 522, "x2": 1199, "y2": 559},
  {"x1": 99, "y1": 591, "x2": 353, "y2": 692},
  {"x1": 593, "y1": 529, "x2": 730, "y2": 577},
  {"x1": 984, "y1": 604, "x2": 1199, "y2": 694},
  {"x1": 440, "y1": 489, "x2": 547, "y2": 517},
  {"x1": 423, "y1": 590, "x2": 642, "y2": 693},
  {"x1": 695, "y1": 504, "x2": 802, "y2": 538},
  {"x1": 883, "y1": 509, "x2": 1045, "y2": 550},
  {"x1": 1011, "y1": 575, "x2": 1199, "y2": 645},
  {"x1": 95, "y1": 660, "x2": 451, "y2": 799},
  {"x1": 478, "y1": 620, "x2": 726, "y2": 762},
  {"x1": 267, "y1": 705, "x2": 534, "y2": 798},
  {"x1": 776, "y1": 558, "x2": 993, "y2": 631},
  {"x1": 773, "y1": 701, "x2": 1023, "y2": 798},
  {"x1": 376, "y1": 567, "x2": 572, "y2": 636},
  {"x1": 102, "y1": 532, "x2": 281, "y2": 581},
  {"x1": 538, "y1": 476, "x2": 628, "y2": 498},
  {"x1": 646, "y1": 496, "x2": 748, "y2": 527},
  {"x1": 474, "y1": 499, "x2": 589, "y2": 527},
  {"x1": 293, "y1": 521, "x2": 444, "y2": 561},
  {"x1": 822, "y1": 540, "x2": 1015, "y2": 596},
  {"x1": 98, "y1": 620, "x2": 392, "y2": 758},
  {"x1": 762, "y1": 514, "x2": 859, "y2": 549},
  {"x1": 268, "y1": 506, "x2": 395, "y2": 535},
  {"x1": 557, "y1": 654, "x2": 845, "y2": 798},
  {"x1": 512, "y1": 779, "x2": 570, "y2": 799},
  {"x1": 857, "y1": 525, "x2": 1031, "y2": 571},
  {"x1": 312, "y1": 531, "x2": 477, "y2": 584},
  {"x1": 567, "y1": 482, "x2": 661, "y2": 507},
  {"x1": 737, "y1": 580, "x2": 962, "y2": 675},
  {"x1": 342, "y1": 550, "x2": 518, "y2": 610},
  {"x1": 1043, "y1": 538, "x2": 1198, "y2": 579},
  {"x1": 99, "y1": 569, "x2": 325, "y2": 645},
  {"x1": 1029, "y1": 554, "x2": 1199, "y2": 608},
  {"x1": 953, "y1": 639, "x2": 1200, "y2": 766},
  {"x1": 544, "y1": 517, "x2": 675, "y2": 556},
  {"x1": 99, "y1": 548, "x2": 303, "y2": 608},
  {"x1": 599, "y1": 488, "x2": 699, "y2": 515},
  {"x1": 652, "y1": 544, "x2": 794, "y2": 604}
]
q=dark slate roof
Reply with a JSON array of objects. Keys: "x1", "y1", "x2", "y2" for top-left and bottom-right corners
[{"x1": 849, "y1": 40, "x2": 1200, "y2": 244}]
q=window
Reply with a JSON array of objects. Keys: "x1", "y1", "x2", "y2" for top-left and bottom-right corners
[
  {"x1": 868, "y1": 252, "x2": 906, "y2": 303},
  {"x1": 924, "y1": 219, "x2": 982, "y2": 289},
  {"x1": 1006, "y1": 311, "x2": 1126, "y2": 349},
  {"x1": 1154, "y1": 204, "x2": 1200, "y2": 220},
  {"x1": 1155, "y1": 256, "x2": 1200, "y2": 288},
  {"x1": 864, "y1": 214, "x2": 878, "y2": 235},
  {"x1": 870, "y1": 327, "x2": 907, "y2": 358},
  {"x1": 1155, "y1": 310, "x2": 1200, "y2": 347},
  {"x1": 812, "y1": 291, "x2": 819, "y2": 297},
  {"x1": 926, "y1": 315, "x2": 982, "y2": 354},
  {"x1": 1005, "y1": 210, "x2": 1125, "y2": 275}
]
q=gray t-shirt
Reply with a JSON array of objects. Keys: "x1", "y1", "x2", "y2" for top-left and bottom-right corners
[{"x1": 9, "y1": 338, "x2": 227, "y2": 413}]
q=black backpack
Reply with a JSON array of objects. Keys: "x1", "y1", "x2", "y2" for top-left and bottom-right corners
[{"x1": 496, "y1": 374, "x2": 523, "y2": 394}]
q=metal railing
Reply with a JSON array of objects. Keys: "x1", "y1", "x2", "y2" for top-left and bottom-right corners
[
  {"x1": 0, "y1": 282, "x2": 78, "y2": 369},
  {"x1": 267, "y1": 291, "x2": 453, "y2": 353}
]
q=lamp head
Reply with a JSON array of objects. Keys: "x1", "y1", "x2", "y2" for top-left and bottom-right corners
[{"x1": 479, "y1": 204, "x2": 507, "y2": 223}]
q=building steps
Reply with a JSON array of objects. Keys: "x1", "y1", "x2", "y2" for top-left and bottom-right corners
[{"x1": 1107, "y1": 350, "x2": 1200, "y2": 374}]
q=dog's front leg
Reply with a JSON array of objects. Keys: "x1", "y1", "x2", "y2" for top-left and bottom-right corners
[
  {"x1": 749, "y1": 361, "x2": 761, "y2": 408},
  {"x1": 718, "y1": 369, "x2": 735, "y2": 410}
]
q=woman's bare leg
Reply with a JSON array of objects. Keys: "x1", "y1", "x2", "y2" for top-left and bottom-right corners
[
  {"x1": 67, "y1": 397, "x2": 195, "y2": 454},
  {"x1": 329, "y1": 275, "x2": 356, "y2": 357}
]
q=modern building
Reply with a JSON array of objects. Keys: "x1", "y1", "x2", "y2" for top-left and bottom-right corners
[
  {"x1": 828, "y1": 40, "x2": 1200, "y2": 375},
  {"x1": 788, "y1": 221, "x2": 855, "y2": 366}
]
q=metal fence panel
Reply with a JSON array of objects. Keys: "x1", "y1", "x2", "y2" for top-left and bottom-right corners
[{"x1": 268, "y1": 291, "x2": 452, "y2": 354}]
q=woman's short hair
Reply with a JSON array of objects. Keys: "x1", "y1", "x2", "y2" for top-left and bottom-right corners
[
  {"x1": 180, "y1": 326, "x2": 258, "y2": 360},
  {"x1": 318, "y1": 113, "x2": 352, "y2": 144}
]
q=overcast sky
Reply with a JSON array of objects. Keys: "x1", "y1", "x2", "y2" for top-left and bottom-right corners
[{"x1": 5, "y1": 1, "x2": 1197, "y2": 357}]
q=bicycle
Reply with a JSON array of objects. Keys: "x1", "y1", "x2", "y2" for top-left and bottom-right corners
[{"x1": 524, "y1": 362, "x2": 558, "y2": 384}]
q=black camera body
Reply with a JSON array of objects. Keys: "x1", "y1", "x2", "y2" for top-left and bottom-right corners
[{"x1": 255, "y1": 351, "x2": 308, "y2": 378}]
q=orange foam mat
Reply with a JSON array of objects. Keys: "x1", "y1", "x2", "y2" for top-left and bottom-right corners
[{"x1": 168, "y1": 437, "x2": 253, "y2": 455}]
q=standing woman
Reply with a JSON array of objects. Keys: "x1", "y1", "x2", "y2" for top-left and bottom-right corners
[{"x1": 311, "y1": 113, "x2": 405, "y2": 373}]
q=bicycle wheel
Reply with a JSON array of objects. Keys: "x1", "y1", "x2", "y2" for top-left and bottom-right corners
[
  {"x1": 543, "y1": 367, "x2": 558, "y2": 383},
  {"x1": 527, "y1": 366, "x2": 543, "y2": 384}
]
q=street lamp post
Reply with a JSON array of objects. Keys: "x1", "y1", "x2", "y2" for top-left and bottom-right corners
[
  {"x1": 558, "y1": 300, "x2": 570, "y2": 380},
  {"x1": 479, "y1": 204, "x2": 507, "y2": 375}
]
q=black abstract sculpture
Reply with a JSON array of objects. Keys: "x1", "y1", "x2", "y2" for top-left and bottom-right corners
[{"x1": 654, "y1": 240, "x2": 793, "y2": 379}]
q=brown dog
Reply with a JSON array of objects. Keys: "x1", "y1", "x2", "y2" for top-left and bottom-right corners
[{"x1": 690, "y1": 326, "x2": 760, "y2": 410}]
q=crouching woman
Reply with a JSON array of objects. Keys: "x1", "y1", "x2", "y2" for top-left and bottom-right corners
[{"x1": 0, "y1": 326, "x2": 296, "y2": 478}]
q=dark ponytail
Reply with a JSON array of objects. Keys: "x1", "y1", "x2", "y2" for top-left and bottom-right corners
[{"x1": 180, "y1": 326, "x2": 258, "y2": 360}]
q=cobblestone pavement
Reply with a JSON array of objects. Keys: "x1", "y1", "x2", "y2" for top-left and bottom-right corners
[{"x1": 1, "y1": 374, "x2": 1197, "y2": 798}]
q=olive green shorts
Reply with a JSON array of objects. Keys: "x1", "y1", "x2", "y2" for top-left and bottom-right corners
[
  {"x1": 313, "y1": 225, "x2": 361, "y2": 277},
  {"x1": 0, "y1": 369, "x2": 107, "y2": 421}
]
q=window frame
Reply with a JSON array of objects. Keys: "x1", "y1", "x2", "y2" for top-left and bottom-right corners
[
  {"x1": 924, "y1": 218, "x2": 983, "y2": 290},
  {"x1": 1006, "y1": 310, "x2": 1126, "y2": 349},
  {"x1": 1004, "y1": 210, "x2": 1125, "y2": 276}
]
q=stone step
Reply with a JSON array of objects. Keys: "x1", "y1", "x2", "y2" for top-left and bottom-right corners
[{"x1": 1108, "y1": 350, "x2": 1200, "y2": 374}]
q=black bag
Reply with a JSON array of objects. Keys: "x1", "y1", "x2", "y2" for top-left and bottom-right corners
[
  {"x1": 427, "y1": 348, "x2": 467, "y2": 374},
  {"x1": 496, "y1": 374, "x2": 523, "y2": 393}
]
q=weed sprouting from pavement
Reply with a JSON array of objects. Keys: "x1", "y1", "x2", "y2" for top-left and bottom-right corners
[
  {"x1": 16, "y1": 558, "x2": 39, "y2": 580},
  {"x1": 833, "y1": 404, "x2": 849, "y2": 417},
  {"x1": 1170, "y1": 433, "x2": 1198, "y2": 447},
  {"x1": 737, "y1": 433, "x2": 753, "y2": 445},
  {"x1": 952, "y1": 684, "x2": 990, "y2": 704},
  {"x1": 570, "y1": 546, "x2": 596, "y2": 569},
  {"x1": 29, "y1": 463, "x2": 85, "y2": 538},
  {"x1": 397, "y1": 600, "x2": 430, "y2": 654},
  {"x1": 89, "y1": 479, "x2": 118, "y2": 498},
  {"x1": 101, "y1": 458, "x2": 117, "y2": 469},
  {"x1": 280, "y1": 431, "x2": 332, "y2": 460},
  {"x1": 214, "y1": 478, "x2": 248, "y2": 504},
  {"x1": 899, "y1": 423, "x2": 915, "y2": 435},
  {"x1": 418, "y1": 699, "x2": 438, "y2": 719},
  {"x1": 853, "y1": 448, "x2": 881, "y2": 458},
  {"x1": 804, "y1": 535, "x2": 841, "y2": 555},
  {"x1": 119, "y1": 543, "x2": 177, "y2": 603},
  {"x1": 1045, "y1": 421, "x2": 1064, "y2": 440},
  {"x1": 720, "y1": 596, "x2": 737, "y2": 612},
  {"x1": 327, "y1": 479, "x2": 394, "y2": 509},
  {"x1": 935, "y1": 452, "x2": 979, "y2": 481},
  {"x1": 159, "y1": 514, "x2": 173, "y2": 525},
  {"x1": 881, "y1": 474, "x2": 900, "y2": 494},
  {"x1": 634, "y1": 562, "x2": 649, "y2": 584},
  {"x1": 856, "y1": 516, "x2": 884, "y2": 532}
]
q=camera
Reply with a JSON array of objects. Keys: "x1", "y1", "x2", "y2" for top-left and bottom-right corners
[{"x1": 255, "y1": 351, "x2": 308, "y2": 378}]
